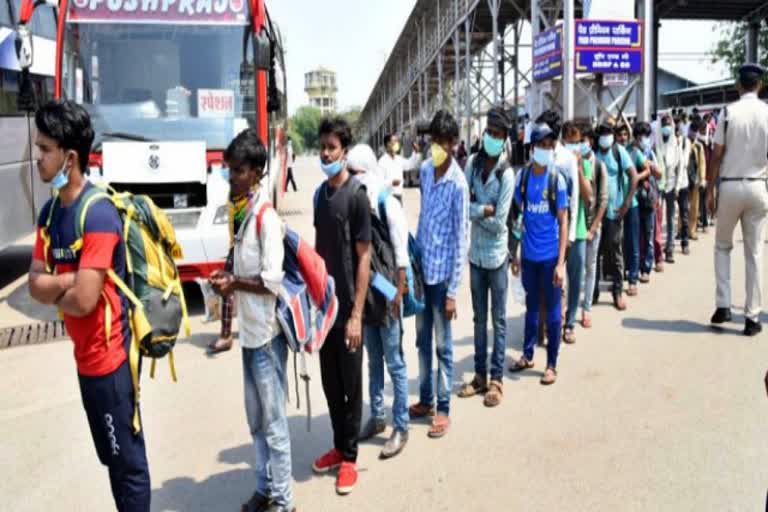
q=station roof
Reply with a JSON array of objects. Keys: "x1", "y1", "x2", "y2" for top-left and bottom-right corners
[{"x1": 655, "y1": 0, "x2": 768, "y2": 21}]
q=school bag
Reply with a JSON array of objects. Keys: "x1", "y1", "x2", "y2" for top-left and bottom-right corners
[
  {"x1": 41, "y1": 184, "x2": 190, "y2": 434},
  {"x1": 637, "y1": 148, "x2": 660, "y2": 210},
  {"x1": 251, "y1": 200, "x2": 338, "y2": 430},
  {"x1": 403, "y1": 234, "x2": 426, "y2": 317}
]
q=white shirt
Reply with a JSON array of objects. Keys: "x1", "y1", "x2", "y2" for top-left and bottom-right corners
[
  {"x1": 378, "y1": 153, "x2": 407, "y2": 197},
  {"x1": 234, "y1": 189, "x2": 285, "y2": 349},
  {"x1": 677, "y1": 136, "x2": 690, "y2": 191},
  {"x1": 713, "y1": 92, "x2": 768, "y2": 179},
  {"x1": 286, "y1": 141, "x2": 294, "y2": 168},
  {"x1": 355, "y1": 172, "x2": 409, "y2": 269},
  {"x1": 658, "y1": 134, "x2": 681, "y2": 193},
  {"x1": 523, "y1": 121, "x2": 532, "y2": 145},
  {"x1": 554, "y1": 142, "x2": 580, "y2": 242}
]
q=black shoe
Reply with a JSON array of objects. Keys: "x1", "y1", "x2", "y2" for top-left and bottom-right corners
[
  {"x1": 665, "y1": 253, "x2": 675, "y2": 264},
  {"x1": 380, "y1": 429, "x2": 408, "y2": 459},
  {"x1": 265, "y1": 505, "x2": 295, "y2": 512},
  {"x1": 682, "y1": 246, "x2": 690, "y2": 255},
  {"x1": 744, "y1": 319, "x2": 762, "y2": 337},
  {"x1": 359, "y1": 417, "x2": 386, "y2": 441},
  {"x1": 241, "y1": 492, "x2": 270, "y2": 512},
  {"x1": 710, "y1": 308, "x2": 732, "y2": 324}
]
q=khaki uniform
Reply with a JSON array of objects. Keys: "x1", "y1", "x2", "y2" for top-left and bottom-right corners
[
  {"x1": 712, "y1": 92, "x2": 768, "y2": 321},
  {"x1": 688, "y1": 140, "x2": 706, "y2": 238}
]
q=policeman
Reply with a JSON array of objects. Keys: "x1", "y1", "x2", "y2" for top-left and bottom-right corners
[{"x1": 707, "y1": 63, "x2": 768, "y2": 336}]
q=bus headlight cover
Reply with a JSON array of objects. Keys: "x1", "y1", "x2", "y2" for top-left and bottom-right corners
[{"x1": 213, "y1": 205, "x2": 229, "y2": 225}]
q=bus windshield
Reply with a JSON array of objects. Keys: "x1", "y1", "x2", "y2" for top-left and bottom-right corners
[{"x1": 62, "y1": 18, "x2": 256, "y2": 151}]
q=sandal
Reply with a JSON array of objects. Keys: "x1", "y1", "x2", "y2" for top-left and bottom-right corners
[
  {"x1": 483, "y1": 380, "x2": 503, "y2": 407},
  {"x1": 562, "y1": 327, "x2": 576, "y2": 344},
  {"x1": 540, "y1": 367, "x2": 558, "y2": 386},
  {"x1": 655, "y1": 262, "x2": 664, "y2": 273},
  {"x1": 408, "y1": 402, "x2": 435, "y2": 419},
  {"x1": 509, "y1": 357, "x2": 534, "y2": 373},
  {"x1": 613, "y1": 294, "x2": 627, "y2": 311},
  {"x1": 458, "y1": 374, "x2": 488, "y2": 398},
  {"x1": 207, "y1": 336, "x2": 233, "y2": 354},
  {"x1": 581, "y1": 312, "x2": 592, "y2": 329},
  {"x1": 427, "y1": 414, "x2": 451, "y2": 438}
]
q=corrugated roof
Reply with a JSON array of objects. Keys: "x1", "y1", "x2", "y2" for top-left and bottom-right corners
[
  {"x1": 655, "y1": 0, "x2": 768, "y2": 21},
  {"x1": 662, "y1": 79, "x2": 735, "y2": 96}
]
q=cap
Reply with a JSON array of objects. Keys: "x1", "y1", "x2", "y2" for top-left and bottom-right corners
[
  {"x1": 486, "y1": 107, "x2": 511, "y2": 132},
  {"x1": 738, "y1": 63, "x2": 765, "y2": 82},
  {"x1": 530, "y1": 123, "x2": 556, "y2": 144}
]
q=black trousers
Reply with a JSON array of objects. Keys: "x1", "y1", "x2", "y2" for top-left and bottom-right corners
[
  {"x1": 285, "y1": 167, "x2": 297, "y2": 192},
  {"x1": 677, "y1": 188, "x2": 690, "y2": 248},
  {"x1": 699, "y1": 186, "x2": 708, "y2": 227},
  {"x1": 319, "y1": 325, "x2": 363, "y2": 462},
  {"x1": 601, "y1": 218, "x2": 625, "y2": 296},
  {"x1": 78, "y1": 361, "x2": 151, "y2": 512}
]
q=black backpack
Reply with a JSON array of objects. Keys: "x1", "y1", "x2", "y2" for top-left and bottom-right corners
[
  {"x1": 366, "y1": 188, "x2": 398, "y2": 327},
  {"x1": 636, "y1": 148, "x2": 660, "y2": 210}
]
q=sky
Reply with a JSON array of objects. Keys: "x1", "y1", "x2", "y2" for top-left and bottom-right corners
[{"x1": 268, "y1": 0, "x2": 731, "y2": 116}]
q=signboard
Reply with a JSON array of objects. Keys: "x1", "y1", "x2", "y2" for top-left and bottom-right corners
[
  {"x1": 533, "y1": 25, "x2": 562, "y2": 82},
  {"x1": 198, "y1": 89, "x2": 235, "y2": 118},
  {"x1": 67, "y1": 0, "x2": 248, "y2": 25},
  {"x1": 575, "y1": 20, "x2": 643, "y2": 74},
  {"x1": 603, "y1": 72, "x2": 629, "y2": 86}
]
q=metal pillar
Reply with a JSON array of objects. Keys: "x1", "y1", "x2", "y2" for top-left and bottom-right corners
[
  {"x1": 636, "y1": 0, "x2": 654, "y2": 121},
  {"x1": 530, "y1": 0, "x2": 541, "y2": 118},
  {"x1": 438, "y1": 51, "x2": 444, "y2": 109},
  {"x1": 653, "y1": 20, "x2": 659, "y2": 114},
  {"x1": 562, "y1": 0, "x2": 575, "y2": 119},
  {"x1": 746, "y1": 20, "x2": 760, "y2": 63},
  {"x1": 465, "y1": 16, "x2": 472, "y2": 144},
  {"x1": 488, "y1": 0, "x2": 501, "y2": 104},
  {"x1": 454, "y1": 30, "x2": 461, "y2": 118}
]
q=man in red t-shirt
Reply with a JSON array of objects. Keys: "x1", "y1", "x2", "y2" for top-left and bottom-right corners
[{"x1": 28, "y1": 101, "x2": 150, "y2": 512}]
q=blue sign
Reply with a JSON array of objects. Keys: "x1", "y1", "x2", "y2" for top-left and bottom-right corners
[
  {"x1": 574, "y1": 20, "x2": 643, "y2": 74},
  {"x1": 533, "y1": 25, "x2": 562, "y2": 82}
]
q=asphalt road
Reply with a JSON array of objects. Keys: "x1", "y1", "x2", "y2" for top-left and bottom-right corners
[{"x1": 1, "y1": 156, "x2": 766, "y2": 512}]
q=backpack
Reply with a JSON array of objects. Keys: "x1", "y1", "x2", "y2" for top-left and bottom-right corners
[
  {"x1": 403, "y1": 234, "x2": 425, "y2": 317},
  {"x1": 637, "y1": 148, "x2": 660, "y2": 210},
  {"x1": 251, "y1": 200, "x2": 338, "y2": 431},
  {"x1": 41, "y1": 184, "x2": 189, "y2": 434}
]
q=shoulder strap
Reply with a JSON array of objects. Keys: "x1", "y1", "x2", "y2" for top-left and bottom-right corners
[
  {"x1": 548, "y1": 169, "x2": 559, "y2": 216},
  {"x1": 40, "y1": 197, "x2": 60, "y2": 273},
  {"x1": 71, "y1": 188, "x2": 113, "y2": 253},
  {"x1": 612, "y1": 145, "x2": 624, "y2": 194},
  {"x1": 521, "y1": 166, "x2": 531, "y2": 210},
  {"x1": 255, "y1": 201, "x2": 274, "y2": 237}
]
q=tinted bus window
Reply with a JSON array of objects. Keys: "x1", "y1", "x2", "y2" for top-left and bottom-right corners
[
  {"x1": 11, "y1": 0, "x2": 56, "y2": 39},
  {"x1": 1, "y1": 0, "x2": 12, "y2": 27}
]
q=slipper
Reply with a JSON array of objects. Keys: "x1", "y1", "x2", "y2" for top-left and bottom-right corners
[
  {"x1": 540, "y1": 367, "x2": 558, "y2": 386},
  {"x1": 581, "y1": 313, "x2": 592, "y2": 329},
  {"x1": 562, "y1": 328, "x2": 576, "y2": 344},
  {"x1": 458, "y1": 375, "x2": 488, "y2": 398},
  {"x1": 428, "y1": 415, "x2": 450, "y2": 438},
  {"x1": 483, "y1": 381, "x2": 503, "y2": 407},
  {"x1": 207, "y1": 337, "x2": 233, "y2": 354},
  {"x1": 509, "y1": 357, "x2": 534, "y2": 373}
]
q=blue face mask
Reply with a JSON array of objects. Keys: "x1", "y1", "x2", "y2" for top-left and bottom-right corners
[
  {"x1": 581, "y1": 142, "x2": 592, "y2": 157},
  {"x1": 320, "y1": 157, "x2": 344, "y2": 178},
  {"x1": 598, "y1": 135, "x2": 614, "y2": 150},
  {"x1": 661, "y1": 126, "x2": 672, "y2": 137},
  {"x1": 641, "y1": 137, "x2": 652, "y2": 151},
  {"x1": 220, "y1": 167, "x2": 230, "y2": 181},
  {"x1": 482, "y1": 132, "x2": 505, "y2": 157},
  {"x1": 50, "y1": 161, "x2": 70, "y2": 191},
  {"x1": 565, "y1": 142, "x2": 581, "y2": 153},
  {"x1": 532, "y1": 146, "x2": 553, "y2": 167}
]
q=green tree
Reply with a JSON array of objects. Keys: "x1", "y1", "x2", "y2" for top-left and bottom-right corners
[
  {"x1": 286, "y1": 125, "x2": 305, "y2": 155},
  {"x1": 290, "y1": 106, "x2": 323, "y2": 152},
  {"x1": 711, "y1": 21, "x2": 768, "y2": 78},
  {"x1": 338, "y1": 106, "x2": 363, "y2": 140}
]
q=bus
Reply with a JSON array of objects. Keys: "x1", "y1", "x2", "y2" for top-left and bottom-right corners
[
  {"x1": 17, "y1": 0, "x2": 288, "y2": 286},
  {"x1": 0, "y1": 0, "x2": 56, "y2": 251}
]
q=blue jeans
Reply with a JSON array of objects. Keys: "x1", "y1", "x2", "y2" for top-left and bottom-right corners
[
  {"x1": 623, "y1": 206, "x2": 640, "y2": 284},
  {"x1": 469, "y1": 263, "x2": 509, "y2": 381},
  {"x1": 521, "y1": 258, "x2": 562, "y2": 369},
  {"x1": 639, "y1": 207, "x2": 656, "y2": 274},
  {"x1": 242, "y1": 337, "x2": 293, "y2": 509},
  {"x1": 416, "y1": 281, "x2": 454, "y2": 416},
  {"x1": 582, "y1": 229, "x2": 602, "y2": 313},
  {"x1": 565, "y1": 240, "x2": 586, "y2": 328},
  {"x1": 364, "y1": 320, "x2": 409, "y2": 432}
]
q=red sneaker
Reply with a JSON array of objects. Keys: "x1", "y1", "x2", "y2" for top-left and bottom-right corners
[
  {"x1": 335, "y1": 461, "x2": 358, "y2": 495},
  {"x1": 312, "y1": 448, "x2": 343, "y2": 474}
]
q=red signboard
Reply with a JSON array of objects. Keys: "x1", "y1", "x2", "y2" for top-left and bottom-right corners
[{"x1": 68, "y1": 0, "x2": 248, "y2": 24}]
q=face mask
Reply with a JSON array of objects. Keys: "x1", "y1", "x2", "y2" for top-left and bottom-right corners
[
  {"x1": 482, "y1": 132, "x2": 505, "y2": 157},
  {"x1": 392, "y1": 142, "x2": 401, "y2": 154},
  {"x1": 641, "y1": 137, "x2": 652, "y2": 151},
  {"x1": 598, "y1": 135, "x2": 614, "y2": 150},
  {"x1": 50, "y1": 157, "x2": 71, "y2": 191},
  {"x1": 564, "y1": 142, "x2": 582, "y2": 153},
  {"x1": 580, "y1": 142, "x2": 592, "y2": 157},
  {"x1": 431, "y1": 143, "x2": 449, "y2": 167},
  {"x1": 220, "y1": 167, "x2": 230, "y2": 181},
  {"x1": 320, "y1": 157, "x2": 344, "y2": 178},
  {"x1": 661, "y1": 126, "x2": 672, "y2": 137},
  {"x1": 532, "y1": 146, "x2": 553, "y2": 167}
]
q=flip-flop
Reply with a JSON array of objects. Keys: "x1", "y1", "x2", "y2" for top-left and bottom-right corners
[
  {"x1": 428, "y1": 415, "x2": 450, "y2": 438},
  {"x1": 207, "y1": 338, "x2": 233, "y2": 354},
  {"x1": 509, "y1": 357, "x2": 534, "y2": 373}
]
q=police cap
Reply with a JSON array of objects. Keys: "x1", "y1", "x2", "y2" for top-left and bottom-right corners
[{"x1": 738, "y1": 63, "x2": 765, "y2": 83}]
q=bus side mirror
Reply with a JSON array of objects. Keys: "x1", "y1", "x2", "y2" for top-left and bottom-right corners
[
  {"x1": 254, "y1": 32, "x2": 270, "y2": 71},
  {"x1": 15, "y1": 25, "x2": 33, "y2": 71}
]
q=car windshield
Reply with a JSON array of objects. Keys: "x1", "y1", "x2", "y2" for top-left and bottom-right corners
[{"x1": 62, "y1": 19, "x2": 256, "y2": 151}]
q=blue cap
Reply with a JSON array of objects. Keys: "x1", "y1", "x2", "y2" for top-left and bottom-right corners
[
  {"x1": 738, "y1": 63, "x2": 765, "y2": 81},
  {"x1": 530, "y1": 123, "x2": 556, "y2": 144}
]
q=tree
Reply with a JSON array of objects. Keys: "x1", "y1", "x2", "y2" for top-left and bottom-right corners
[
  {"x1": 286, "y1": 125, "x2": 305, "y2": 156},
  {"x1": 711, "y1": 21, "x2": 768, "y2": 78},
  {"x1": 338, "y1": 106, "x2": 362, "y2": 140},
  {"x1": 290, "y1": 106, "x2": 323, "y2": 153}
]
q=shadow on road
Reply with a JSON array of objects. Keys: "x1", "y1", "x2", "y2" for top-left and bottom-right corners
[
  {"x1": 621, "y1": 317, "x2": 710, "y2": 334},
  {"x1": 152, "y1": 413, "x2": 333, "y2": 511}
]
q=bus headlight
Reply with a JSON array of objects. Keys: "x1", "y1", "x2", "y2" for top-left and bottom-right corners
[{"x1": 213, "y1": 205, "x2": 229, "y2": 225}]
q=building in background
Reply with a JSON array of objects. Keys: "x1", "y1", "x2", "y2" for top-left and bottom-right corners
[{"x1": 304, "y1": 67, "x2": 337, "y2": 115}]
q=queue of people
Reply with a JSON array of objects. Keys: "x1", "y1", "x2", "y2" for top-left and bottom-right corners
[{"x1": 25, "y1": 64, "x2": 768, "y2": 512}]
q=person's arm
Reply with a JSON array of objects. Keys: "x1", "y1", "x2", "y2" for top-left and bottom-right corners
[
  {"x1": 635, "y1": 154, "x2": 651, "y2": 181},
  {"x1": 555, "y1": 206, "x2": 568, "y2": 287},
  {"x1": 650, "y1": 152, "x2": 663, "y2": 180},
  {"x1": 28, "y1": 225, "x2": 76, "y2": 304},
  {"x1": 568, "y1": 159, "x2": 579, "y2": 242},
  {"x1": 587, "y1": 167, "x2": 608, "y2": 240},
  {"x1": 697, "y1": 144, "x2": 707, "y2": 186},
  {"x1": 465, "y1": 158, "x2": 487, "y2": 221},
  {"x1": 447, "y1": 182, "x2": 470, "y2": 301},
  {"x1": 478, "y1": 170, "x2": 515, "y2": 234},
  {"x1": 707, "y1": 144, "x2": 725, "y2": 212},
  {"x1": 577, "y1": 159, "x2": 592, "y2": 204}
]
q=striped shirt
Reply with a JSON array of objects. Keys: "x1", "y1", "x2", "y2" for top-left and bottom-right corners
[{"x1": 416, "y1": 157, "x2": 470, "y2": 298}]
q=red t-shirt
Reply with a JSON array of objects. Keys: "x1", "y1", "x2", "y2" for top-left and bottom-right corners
[{"x1": 33, "y1": 184, "x2": 129, "y2": 377}]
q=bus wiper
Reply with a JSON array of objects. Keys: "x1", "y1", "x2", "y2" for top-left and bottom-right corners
[{"x1": 94, "y1": 132, "x2": 156, "y2": 151}]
